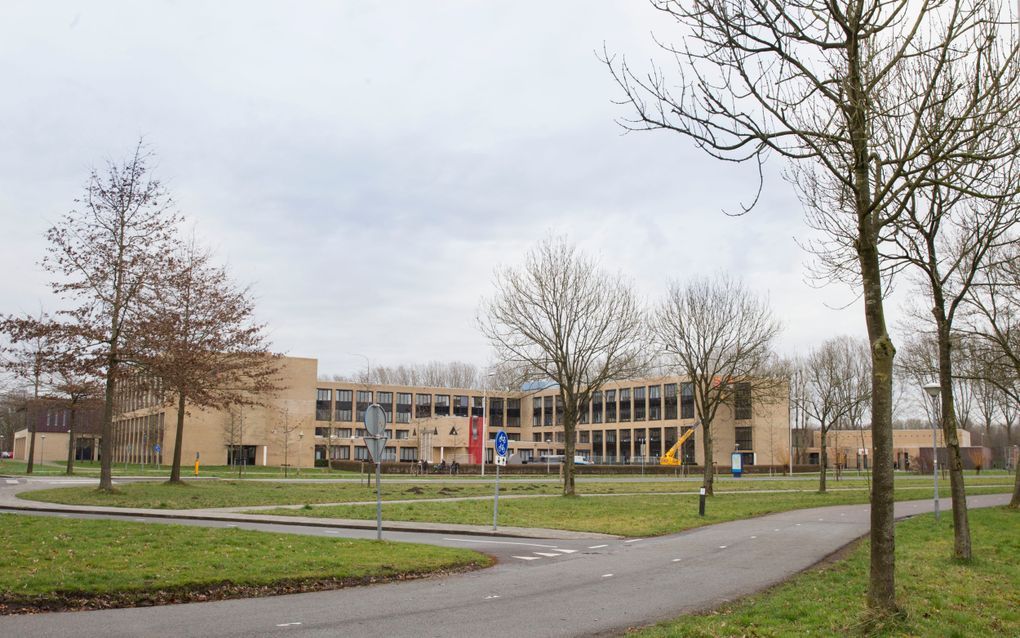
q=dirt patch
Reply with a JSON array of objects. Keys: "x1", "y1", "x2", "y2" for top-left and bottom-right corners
[{"x1": 403, "y1": 486, "x2": 425, "y2": 495}]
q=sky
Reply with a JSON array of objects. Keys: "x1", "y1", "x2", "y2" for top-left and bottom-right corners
[{"x1": 0, "y1": 1, "x2": 889, "y2": 381}]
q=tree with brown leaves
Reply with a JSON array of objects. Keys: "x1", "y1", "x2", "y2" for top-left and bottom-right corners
[
  {"x1": 42, "y1": 144, "x2": 180, "y2": 491},
  {"x1": 133, "y1": 239, "x2": 282, "y2": 484}
]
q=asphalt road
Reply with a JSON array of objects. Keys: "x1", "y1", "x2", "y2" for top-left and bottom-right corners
[{"x1": 0, "y1": 477, "x2": 1011, "y2": 637}]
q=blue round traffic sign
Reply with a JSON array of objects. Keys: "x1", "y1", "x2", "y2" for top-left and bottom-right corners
[{"x1": 494, "y1": 431, "x2": 509, "y2": 456}]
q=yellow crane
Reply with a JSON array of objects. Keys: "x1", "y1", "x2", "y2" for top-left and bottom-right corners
[{"x1": 659, "y1": 427, "x2": 696, "y2": 465}]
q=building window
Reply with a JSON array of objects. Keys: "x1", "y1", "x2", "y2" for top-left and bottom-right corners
[
  {"x1": 681, "y1": 382, "x2": 695, "y2": 419},
  {"x1": 555, "y1": 396, "x2": 564, "y2": 425},
  {"x1": 532, "y1": 398, "x2": 542, "y2": 426},
  {"x1": 579, "y1": 397, "x2": 589, "y2": 424},
  {"x1": 336, "y1": 446, "x2": 351, "y2": 460},
  {"x1": 633, "y1": 387, "x2": 646, "y2": 420},
  {"x1": 377, "y1": 391, "x2": 393, "y2": 414},
  {"x1": 396, "y1": 430, "x2": 409, "y2": 440},
  {"x1": 471, "y1": 396, "x2": 484, "y2": 417},
  {"x1": 415, "y1": 393, "x2": 432, "y2": 419},
  {"x1": 454, "y1": 395, "x2": 469, "y2": 417},
  {"x1": 606, "y1": 389, "x2": 617, "y2": 422},
  {"x1": 335, "y1": 389, "x2": 353, "y2": 422},
  {"x1": 396, "y1": 393, "x2": 412, "y2": 423},
  {"x1": 543, "y1": 396, "x2": 553, "y2": 426},
  {"x1": 664, "y1": 384, "x2": 677, "y2": 420},
  {"x1": 356, "y1": 390, "x2": 373, "y2": 422},
  {"x1": 507, "y1": 398, "x2": 521, "y2": 426},
  {"x1": 354, "y1": 446, "x2": 369, "y2": 460},
  {"x1": 580, "y1": 430, "x2": 590, "y2": 444},
  {"x1": 592, "y1": 391, "x2": 603, "y2": 424},
  {"x1": 735, "y1": 382, "x2": 752, "y2": 420},
  {"x1": 356, "y1": 427, "x2": 368, "y2": 437},
  {"x1": 532, "y1": 433, "x2": 543, "y2": 442},
  {"x1": 435, "y1": 394, "x2": 451, "y2": 417},
  {"x1": 648, "y1": 385, "x2": 661, "y2": 420},
  {"x1": 490, "y1": 397, "x2": 504, "y2": 427},
  {"x1": 315, "y1": 427, "x2": 329, "y2": 437},
  {"x1": 336, "y1": 428, "x2": 352, "y2": 438},
  {"x1": 735, "y1": 426, "x2": 753, "y2": 450},
  {"x1": 620, "y1": 388, "x2": 632, "y2": 422},
  {"x1": 400, "y1": 447, "x2": 418, "y2": 461},
  {"x1": 316, "y1": 388, "x2": 332, "y2": 421}
]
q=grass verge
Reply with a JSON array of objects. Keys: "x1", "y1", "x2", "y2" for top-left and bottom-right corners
[
  {"x1": 260, "y1": 485, "x2": 1010, "y2": 536},
  {"x1": 18, "y1": 475, "x2": 1013, "y2": 511},
  {"x1": 630, "y1": 506, "x2": 1020, "y2": 637},
  {"x1": 0, "y1": 514, "x2": 490, "y2": 614}
]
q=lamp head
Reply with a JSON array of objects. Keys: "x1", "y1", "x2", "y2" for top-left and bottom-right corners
[{"x1": 923, "y1": 382, "x2": 941, "y2": 398}]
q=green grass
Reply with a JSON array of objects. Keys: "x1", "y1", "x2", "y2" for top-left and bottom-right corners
[
  {"x1": 262, "y1": 484, "x2": 1010, "y2": 537},
  {"x1": 0, "y1": 459, "x2": 359, "y2": 479},
  {"x1": 19, "y1": 474, "x2": 1013, "y2": 513},
  {"x1": 0, "y1": 514, "x2": 490, "y2": 611},
  {"x1": 631, "y1": 507, "x2": 1020, "y2": 637}
]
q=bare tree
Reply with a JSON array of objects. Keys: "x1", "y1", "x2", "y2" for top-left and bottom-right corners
[
  {"x1": 607, "y1": 0, "x2": 1020, "y2": 610},
  {"x1": 479, "y1": 236, "x2": 645, "y2": 496},
  {"x1": 133, "y1": 239, "x2": 282, "y2": 484},
  {"x1": 42, "y1": 143, "x2": 180, "y2": 491},
  {"x1": 272, "y1": 405, "x2": 305, "y2": 478},
  {"x1": 960, "y1": 244, "x2": 1020, "y2": 507},
  {"x1": 0, "y1": 310, "x2": 63, "y2": 473},
  {"x1": 222, "y1": 406, "x2": 246, "y2": 478},
  {"x1": 48, "y1": 339, "x2": 103, "y2": 476},
  {"x1": 653, "y1": 274, "x2": 783, "y2": 495},
  {"x1": 797, "y1": 337, "x2": 872, "y2": 492},
  {"x1": 334, "y1": 361, "x2": 486, "y2": 389}
]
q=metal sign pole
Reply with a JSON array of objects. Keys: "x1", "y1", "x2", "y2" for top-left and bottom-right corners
[
  {"x1": 493, "y1": 461, "x2": 500, "y2": 531},
  {"x1": 376, "y1": 457, "x2": 382, "y2": 540}
]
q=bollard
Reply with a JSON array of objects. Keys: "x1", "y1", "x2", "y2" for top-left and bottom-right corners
[{"x1": 698, "y1": 487, "x2": 706, "y2": 517}]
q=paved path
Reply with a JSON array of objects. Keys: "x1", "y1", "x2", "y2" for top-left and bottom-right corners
[{"x1": 0, "y1": 477, "x2": 1011, "y2": 637}]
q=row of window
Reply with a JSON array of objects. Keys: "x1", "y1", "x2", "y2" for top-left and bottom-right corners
[
  {"x1": 315, "y1": 389, "x2": 523, "y2": 425},
  {"x1": 314, "y1": 383, "x2": 753, "y2": 426}
]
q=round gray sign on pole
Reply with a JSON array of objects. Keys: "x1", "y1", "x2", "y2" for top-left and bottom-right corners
[{"x1": 365, "y1": 403, "x2": 387, "y2": 437}]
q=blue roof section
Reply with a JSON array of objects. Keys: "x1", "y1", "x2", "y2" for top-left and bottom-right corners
[{"x1": 520, "y1": 380, "x2": 558, "y2": 392}]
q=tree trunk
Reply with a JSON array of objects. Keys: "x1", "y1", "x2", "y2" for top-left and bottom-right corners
[
  {"x1": 935, "y1": 316, "x2": 972, "y2": 559},
  {"x1": 702, "y1": 421, "x2": 714, "y2": 495},
  {"x1": 1010, "y1": 457, "x2": 1019, "y2": 508},
  {"x1": 562, "y1": 394, "x2": 576, "y2": 496},
  {"x1": 98, "y1": 355, "x2": 117, "y2": 491},
  {"x1": 819, "y1": 428, "x2": 828, "y2": 493},
  {"x1": 26, "y1": 422, "x2": 37, "y2": 474},
  {"x1": 169, "y1": 391, "x2": 187, "y2": 483},
  {"x1": 65, "y1": 406, "x2": 76, "y2": 475}
]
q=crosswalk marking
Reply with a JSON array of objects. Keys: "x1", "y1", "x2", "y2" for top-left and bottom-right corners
[
  {"x1": 552, "y1": 549, "x2": 577, "y2": 554},
  {"x1": 513, "y1": 556, "x2": 541, "y2": 561}
]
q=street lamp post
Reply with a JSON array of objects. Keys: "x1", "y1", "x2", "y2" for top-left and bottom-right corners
[
  {"x1": 40, "y1": 434, "x2": 46, "y2": 467},
  {"x1": 923, "y1": 381, "x2": 941, "y2": 521}
]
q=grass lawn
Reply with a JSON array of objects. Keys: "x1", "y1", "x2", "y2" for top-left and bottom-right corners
[
  {"x1": 261, "y1": 484, "x2": 1011, "y2": 537},
  {"x1": 631, "y1": 506, "x2": 1020, "y2": 637},
  {"x1": 0, "y1": 514, "x2": 490, "y2": 613},
  {"x1": 18, "y1": 474, "x2": 1013, "y2": 511},
  {"x1": 0, "y1": 459, "x2": 359, "y2": 479}
]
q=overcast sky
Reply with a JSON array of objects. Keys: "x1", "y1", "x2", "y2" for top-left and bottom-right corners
[{"x1": 0, "y1": 1, "x2": 894, "y2": 380}]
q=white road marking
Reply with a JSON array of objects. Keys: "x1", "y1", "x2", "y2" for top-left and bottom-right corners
[
  {"x1": 276, "y1": 622, "x2": 302, "y2": 627},
  {"x1": 534, "y1": 552, "x2": 561, "y2": 557},
  {"x1": 750, "y1": 536, "x2": 757, "y2": 539},
  {"x1": 818, "y1": 518, "x2": 824, "y2": 521},
  {"x1": 512, "y1": 556, "x2": 541, "y2": 561},
  {"x1": 326, "y1": 530, "x2": 341, "y2": 534},
  {"x1": 719, "y1": 545, "x2": 727, "y2": 549},
  {"x1": 795, "y1": 523, "x2": 801, "y2": 526},
  {"x1": 624, "y1": 539, "x2": 643, "y2": 543},
  {"x1": 602, "y1": 573, "x2": 613, "y2": 578},
  {"x1": 671, "y1": 558, "x2": 682, "y2": 563},
  {"x1": 444, "y1": 538, "x2": 560, "y2": 549},
  {"x1": 552, "y1": 549, "x2": 577, "y2": 554},
  {"x1": 774, "y1": 529, "x2": 780, "y2": 532},
  {"x1": 5, "y1": 480, "x2": 18, "y2": 485},
  {"x1": 588, "y1": 544, "x2": 608, "y2": 549},
  {"x1": 485, "y1": 595, "x2": 500, "y2": 600}
]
